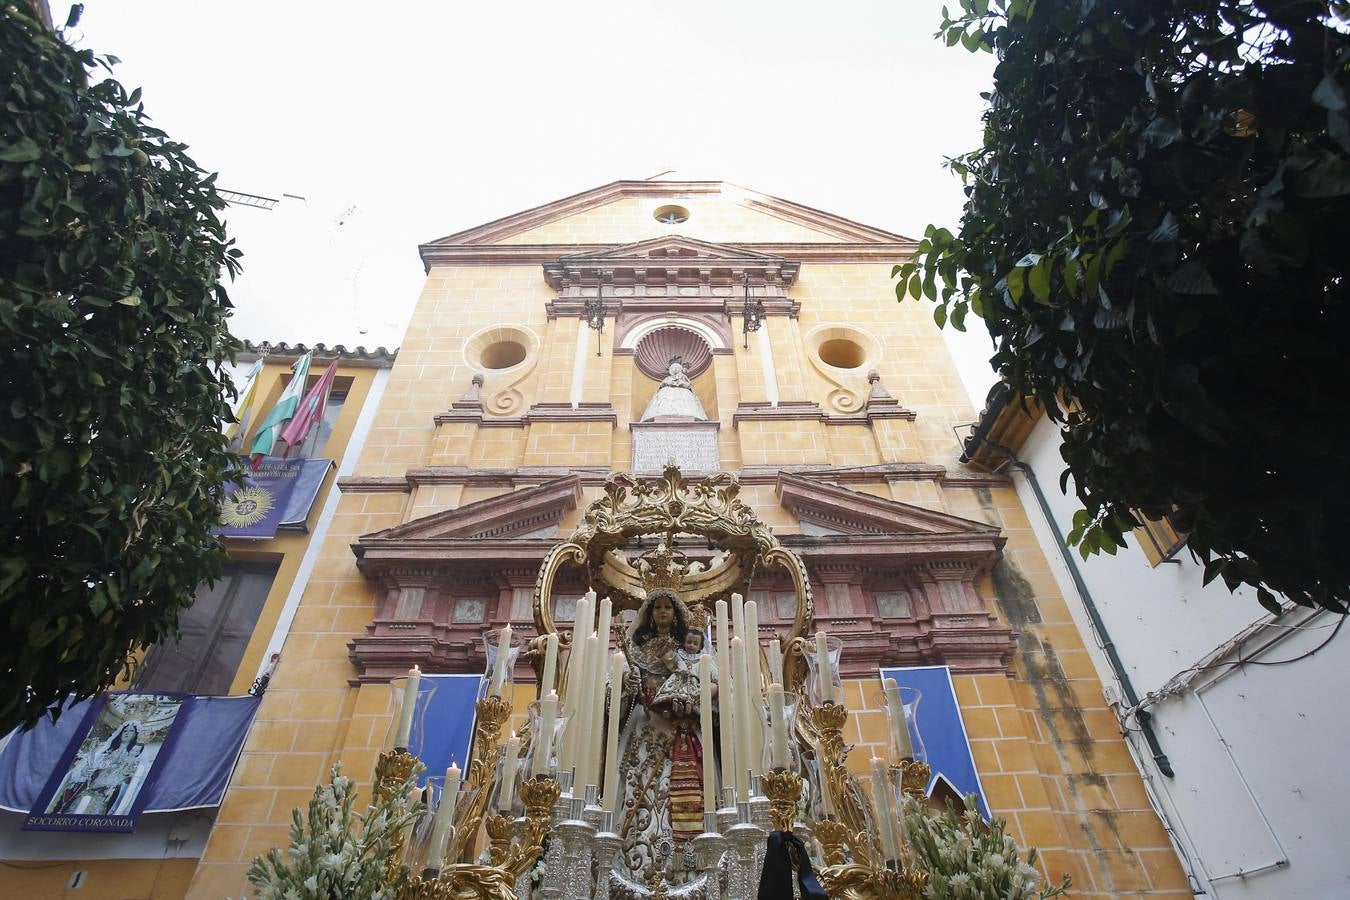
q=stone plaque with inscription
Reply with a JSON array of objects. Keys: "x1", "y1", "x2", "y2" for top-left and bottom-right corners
[{"x1": 631, "y1": 421, "x2": 720, "y2": 473}]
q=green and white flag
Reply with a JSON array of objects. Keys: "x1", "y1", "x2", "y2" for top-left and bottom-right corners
[{"x1": 249, "y1": 352, "x2": 312, "y2": 467}]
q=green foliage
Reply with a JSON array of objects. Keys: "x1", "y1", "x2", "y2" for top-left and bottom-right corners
[
  {"x1": 248, "y1": 765, "x2": 422, "y2": 900},
  {"x1": 0, "y1": 5, "x2": 243, "y2": 731},
  {"x1": 904, "y1": 795, "x2": 1070, "y2": 899},
  {"x1": 899, "y1": 0, "x2": 1350, "y2": 611}
]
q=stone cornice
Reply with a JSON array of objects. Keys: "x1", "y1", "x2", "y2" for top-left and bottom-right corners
[
  {"x1": 338, "y1": 462, "x2": 982, "y2": 495},
  {"x1": 732, "y1": 401, "x2": 918, "y2": 426},
  {"x1": 433, "y1": 402, "x2": 618, "y2": 427},
  {"x1": 421, "y1": 242, "x2": 916, "y2": 269}
]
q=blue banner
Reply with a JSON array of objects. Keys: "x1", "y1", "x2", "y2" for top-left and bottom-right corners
[
  {"x1": 215, "y1": 457, "x2": 305, "y2": 538},
  {"x1": 410, "y1": 675, "x2": 484, "y2": 787},
  {"x1": 880, "y1": 665, "x2": 990, "y2": 816},
  {"x1": 0, "y1": 693, "x2": 261, "y2": 830}
]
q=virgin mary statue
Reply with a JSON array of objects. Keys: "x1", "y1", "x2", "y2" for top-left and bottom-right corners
[
  {"x1": 639, "y1": 356, "x2": 708, "y2": 422},
  {"x1": 613, "y1": 588, "x2": 716, "y2": 888}
]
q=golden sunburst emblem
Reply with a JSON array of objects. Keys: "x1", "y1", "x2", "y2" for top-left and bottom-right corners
[{"x1": 219, "y1": 486, "x2": 275, "y2": 527}]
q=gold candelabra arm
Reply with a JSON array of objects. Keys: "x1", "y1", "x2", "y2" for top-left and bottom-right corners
[
  {"x1": 899, "y1": 758, "x2": 930, "y2": 798},
  {"x1": 761, "y1": 768, "x2": 804, "y2": 833},
  {"x1": 399, "y1": 865, "x2": 518, "y2": 900},
  {"x1": 374, "y1": 748, "x2": 422, "y2": 886},
  {"x1": 817, "y1": 863, "x2": 929, "y2": 900},
  {"x1": 484, "y1": 813, "x2": 514, "y2": 867},
  {"x1": 814, "y1": 818, "x2": 850, "y2": 867},
  {"x1": 497, "y1": 775, "x2": 561, "y2": 881},
  {"x1": 807, "y1": 702, "x2": 880, "y2": 870},
  {"x1": 473, "y1": 696, "x2": 513, "y2": 758}
]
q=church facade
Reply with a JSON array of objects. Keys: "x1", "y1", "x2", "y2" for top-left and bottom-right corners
[{"x1": 188, "y1": 181, "x2": 1192, "y2": 898}]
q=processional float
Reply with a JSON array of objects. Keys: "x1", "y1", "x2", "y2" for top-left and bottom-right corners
[{"x1": 374, "y1": 464, "x2": 931, "y2": 899}]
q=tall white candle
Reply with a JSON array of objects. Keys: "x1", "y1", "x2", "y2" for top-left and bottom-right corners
[
  {"x1": 595, "y1": 596, "x2": 612, "y2": 654},
  {"x1": 560, "y1": 596, "x2": 589, "y2": 775},
  {"x1": 428, "y1": 761, "x2": 458, "y2": 868},
  {"x1": 699, "y1": 653, "x2": 717, "y2": 816},
  {"x1": 489, "y1": 625, "x2": 512, "y2": 698},
  {"x1": 532, "y1": 691, "x2": 558, "y2": 776},
  {"x1": 603, "y1": 651, "x2": 626, "y2": 814},
  {"x1": 731, "y1": 592, "x2": 746, "y2": 648},
  {"x1": 578, "y1": 632, "x2": 601, "y2": 788},
  {"x1": 394, "y1": 665, "x2": 420, "y2": 749},
  {"x1": 767, "y1": 639, "x2": 783, "y2": 686},
  {"x1": 883, "y1": 678, "x2": 914, "y2": 759},
  {"x1": 815, "y1": 631, "x2": 836, "y2": 704},
  {"x1": 541, "y1": 632, "x2": 559, "y2": 698},
  {"x1": 730, "y1": 636, "x2": 753, "y2": 798},
  {"x1": 743, "y1": 599, "x2": 764, "y2": 773},
  {"x1": 497, "y1": 732, "x2": 521, "y2": 812},
  {"x1": 591, "y1": 600, "x2": 614, "y2": 791},
  {"x1": 768, "y1": 682, "x2": 788, "y2": 770},
  {"x1": 871, "y1": 756, "x2": 900, "y2": 862},
  {"x1": 715, "y1": 599, "x2": 735, "y2": 805}
]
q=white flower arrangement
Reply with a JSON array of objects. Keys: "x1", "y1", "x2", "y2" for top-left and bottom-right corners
[
  {"x1": 247, "y1": 764, "x2": 423, "y2": 900},
  {"x1": 903, "y1": 795, "x2": 1071, "y2": 900}
]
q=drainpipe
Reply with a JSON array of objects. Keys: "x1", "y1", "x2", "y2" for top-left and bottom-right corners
[{"x1": 962, "y1": 406, "x2": 1175, "y2": 777}]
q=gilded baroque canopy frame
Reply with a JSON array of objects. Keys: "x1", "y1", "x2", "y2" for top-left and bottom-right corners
[{"x1": 531, "y1": 463, "x2": 813, "y2": 688}]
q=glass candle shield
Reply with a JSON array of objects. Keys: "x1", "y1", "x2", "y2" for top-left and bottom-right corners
[
  {"x1": 384, "y1": 676, "x2": 438, "y2": 755},
  {"x1": 875, "y1": 686, "x2": 926, "y2": 764},
  {"x1": 413, "y1": 777, "x2": 480, "y2": 869},
  {"x1": 481, "y1": 629, "x2": 523, "y2": 700},
  {"x1": 760, "y1": 691, "x2": 801, "y2": 773},
  {"x1": 802, "y1": 635, "x2": 844, "y2": 706},
  {"x1": 526, "y1": 699, "x2": 572, "y2": 778}
]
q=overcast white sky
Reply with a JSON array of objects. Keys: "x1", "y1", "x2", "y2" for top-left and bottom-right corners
[{"x1": 73, "y1": 0, "x2": 1000, "y2": 407}]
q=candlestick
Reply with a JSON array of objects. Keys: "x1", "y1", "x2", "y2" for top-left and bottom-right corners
[
  {"x1": 768, "y1": 638, "x2": 783, "y2": 686},
  {"x1": 815, "y1": 631, "x2": 836, "y2": 704},
  {"x1": 730, "y1": 636, "x2": 753, "y2": 799},
  {"x1": 532, "y1": 691, "x2": 558, "y2": 776},
  {"x1": 768, "y1": 682, "x2": 788, "y2": 770},
  {"x1": 699, "y1": 653, "x2": 717, "y2": 816},
  {"x1": 603, "y1": 651, "x2": 625, "y2": 814},
  {"x1": 394, "y1": 665, "x2": 420, "y2": 749},
  {"x1": 871, "y1": 756, "x2": 900, "y2": 863},
  {"x1": 731, "y1": 592, "x2": 746, "y2": 648},
  {"x1": 489, "y1": 625, "x2": 513, "y2": 698},
  {"x1": 541, "y1": 632, "x2": 559, "y2": 698},
  {"x1": 883, "y1": 677, "x2": 914, "y2": 759},
  {"x1": 498, "y1": 732, "x2": 521, "y2": 812},
  {"x1": 715, "y1": 598, "x2": 735, "y2": 805},
  {"x1": 745, "y1": 600, "x2": 760, "y2": 678}
]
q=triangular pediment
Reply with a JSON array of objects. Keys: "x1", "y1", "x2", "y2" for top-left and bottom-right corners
[
  {"x1": 420, "y1": 180, "x2": 913, "y2": 250},
  {"x1": 357, "y1": 477, "x2": 581, "y2": 544},
  {"x1": 776, "y1": 472, "x2": 1002, "y2": 537},
  {"x1": 558, "y1": 236, "x2": 790, "y2": 264}
]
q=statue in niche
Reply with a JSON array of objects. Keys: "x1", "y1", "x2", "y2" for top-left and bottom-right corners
[{"x1": 639, "y1": 356, "x2": 708, "y2": 422}]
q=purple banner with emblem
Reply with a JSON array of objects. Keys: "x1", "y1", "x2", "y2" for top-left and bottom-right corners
[{"x1": 214, "y1": 457, "x2": 305, "y2": 538}]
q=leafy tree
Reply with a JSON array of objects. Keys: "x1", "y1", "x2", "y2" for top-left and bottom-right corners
[
  {"x1": 0, "y1": 5, "x2": 242, "y2": 732},
  {"x1": 899, "y1": 0, "x2": 1350, "y2": 612}
]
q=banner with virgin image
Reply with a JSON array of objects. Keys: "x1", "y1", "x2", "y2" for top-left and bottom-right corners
[{"x1": 22, "y1": 693, "x2": 186, "y2": 832}]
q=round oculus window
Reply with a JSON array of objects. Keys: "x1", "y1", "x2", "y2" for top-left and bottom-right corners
[
  {"x1": 479, "y1": 340, "x2": 528, "y2": 370},
  {"x1": 653, "y1": 204, "x2": 690, "y2": 225}
]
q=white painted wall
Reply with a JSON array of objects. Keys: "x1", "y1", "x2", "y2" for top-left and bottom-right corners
[{"x1": 1008, "y1": 415, "x2": 1350, "y2": 898}]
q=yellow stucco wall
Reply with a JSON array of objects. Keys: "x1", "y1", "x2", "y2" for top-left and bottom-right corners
[{"x1": 179, "y1": 188, "x2": 1189, "y2": 898}]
